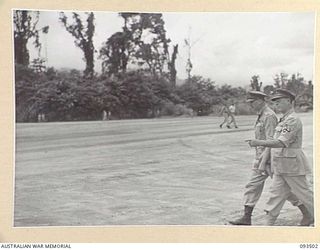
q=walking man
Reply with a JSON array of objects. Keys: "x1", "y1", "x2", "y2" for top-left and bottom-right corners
[
  {"x1": 246, "y1": 89, "x2": 314, "y2": 226},
  {"x1": 229, "y1": 91, "x2": 310, "y2": 226},
  {"x1": 219, "y1": 102, "x2": 231, "y2": 128},
  {"x1": 228, "y1": 102, "x2": 238, "y2": 128}
]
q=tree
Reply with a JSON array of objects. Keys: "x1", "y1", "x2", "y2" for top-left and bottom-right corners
[
  {"x1": 13, "y1": 10, "x2": 49, "y2": 66},
  {"x1": 132, "y1": 13, "x2": 170, "y2": 75},
  {"x1": 100, "y1": 13, "x2": 171, "y2": 77},
  {"x1": 30, "y1": 58, "x2": 46, "y2": 73},
  {"x1": 274, "y1": 72, "x2": 288, "y2": 88},
  {"x1": 177, "y1": 76, "x2": 217, "y2": 115},
  {"x1": 303, "y1": 80, "x2": 313, "y2": 107},
  {"x1": 15, "y1": 64, "x2": 49, "y2": 122},
  {"x1": 99, "y1": 31, "x2": 132, "y2": 75},
  {"x1": 168, "y1": 44, "x2": 178, "y2": 86},
  {"x1": 15, "y1": 72, "x2": 38, "y2": 121},
  {"x1": 216, "y1": 84, "x2": 246, "y2": 103},
  {"x1": 272, "y1": 72, "x2": 313, "y2": 110},
  {"x1": 60, "y1": 12, "x2": 95, "y2": 78},
  {"x1": 100, "y1": 71, "x2": 157, "y2": 118},
  {"x1": 250, "y1": 75, "x2": 262, "y2": 91},
  {"x1": 287, "y1": 73, "x2": 305, "y2": 94},
  {"x1": 263, "y1": 85, "x2": 275, "y2": 95},
  {"x1": 286, "y1": 73, "x2": 311, "y2": 107}
]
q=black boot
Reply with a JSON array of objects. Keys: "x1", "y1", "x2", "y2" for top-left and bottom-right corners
[
  {"x1": 298, "y1": 204, "x2": 314, "y2": 226},
  {"x1": 229, "y1": 206, "x2": 253, "y2": 225}
]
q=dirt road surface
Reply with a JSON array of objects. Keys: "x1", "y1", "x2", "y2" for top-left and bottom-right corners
[{"x1": 14, "y1": 113, "x2": 313, "y2": 227}]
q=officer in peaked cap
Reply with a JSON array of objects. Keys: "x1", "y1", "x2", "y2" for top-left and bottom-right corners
[
  {"x1": 246, "y1": 88, "x2": 314, "y2": 226},
  {"x1": 229, "y1": 90, "x2": 308, "y2": 226},
  {"x1": 270, "y1": 88, "x2": 296, "y2": 101},
  {"x1": 245, "y1": 90, "x2": 268, "y2": 102}
]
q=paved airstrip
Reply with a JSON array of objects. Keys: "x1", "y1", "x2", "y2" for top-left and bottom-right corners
[{"x1": 14, "y1": 113, "x2": 313, "y2": 226}]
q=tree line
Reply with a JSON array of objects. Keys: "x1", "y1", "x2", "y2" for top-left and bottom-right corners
[{"x1": 14, "y1": 10, "x2": 313, "y2": 122}]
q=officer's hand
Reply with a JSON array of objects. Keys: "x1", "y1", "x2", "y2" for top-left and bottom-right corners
[
  {"x1": 266, "y1": 168, "x2": 273, "y2": 179},
  {"x1": 252, "y1": 159, "x2": 260, "y2": 169},
  {"x1": 245, "y1": 139, "x2": 261, "y2": 147},
  {"x1": 258, "y1": 170, "x2": 268, "y2": 176},
  {"x1": 245, "y1": 139, "x2": 252, "y2": 147}
]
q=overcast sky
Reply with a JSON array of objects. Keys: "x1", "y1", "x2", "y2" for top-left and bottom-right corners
[{"x1": 26, "y1": 11, "x2": 315, "y2": 87}]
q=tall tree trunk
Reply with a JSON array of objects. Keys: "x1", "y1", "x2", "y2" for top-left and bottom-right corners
[
  {"x1": 84, "y1": 43, "x2": 95, "y2": 78},
  {"x1": 14, "y1": 36, "x2": 29, "y2": 65},
  {"x1": 169, "y1": 44, "x2": 178, "y2": 87}
]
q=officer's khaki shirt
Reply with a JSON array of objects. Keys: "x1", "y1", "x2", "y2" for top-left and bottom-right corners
[
  {"x1": 271, "y1": 109, "x2": 310, "y2": 176},
  {"x1": 254, "y1": 105, "x2": 277, "y2": 160}
]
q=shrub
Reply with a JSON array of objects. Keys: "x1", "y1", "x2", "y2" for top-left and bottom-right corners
[
  {"x1": 161, "y1": 102, "x2": 193, "y2": 116},
  {"x1": 235, "y1": 102, "x2": 255, "y2": 115}
]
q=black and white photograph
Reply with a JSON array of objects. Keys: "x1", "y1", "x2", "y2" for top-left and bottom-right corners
[{"x1": 13, "y1": 10, "x2": 315, "y2": 228}]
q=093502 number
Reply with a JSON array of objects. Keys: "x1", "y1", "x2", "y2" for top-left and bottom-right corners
[{"x1": 300, "y1": 244, "x2": 319, "y2": 248}]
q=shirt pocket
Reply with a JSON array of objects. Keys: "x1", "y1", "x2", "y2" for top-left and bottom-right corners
[{"x1": 273, "y1": 150, "x2": 299, "y2": 174}]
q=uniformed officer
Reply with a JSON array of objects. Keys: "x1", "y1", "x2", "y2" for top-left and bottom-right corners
[
  {"x1": 219, "y1": 102, "x2": 232, "y2": 128},
  {"x1": 247, "y1": 89, "x2": 314, "y2": 226},
  {"x1": 229, "y1": 90, "x2": 310, "y2": 226},
  {"x1": 227, "y1": 102, "x2": 238, "y2": 128}
]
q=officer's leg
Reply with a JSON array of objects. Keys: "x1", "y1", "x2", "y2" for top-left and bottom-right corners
[
  {"x1": 226, "y1": 115, "x2": 233, "y2": 128},
  {"x1": 285, "y1": 192, "x2": 312, "y2": 226},
  {"x1": 284, "y1": 176, "x2": 314, "y2": 220},
  {"x1": 220, "y1": 114, "x2": 228, "y2": 127},
  {"x1": 286, "y1": 193, "x2": 301, "y2": 206},
  {"x1": 229, "y1": 170, "x2": 268, "y2": 225},
  {"x1": 220, "y1": 114, "x2": 226, "y2": 125},
  {"x1": 231, "y1": 114, "x2": 238, "y2": 127},
  {"x1": 264, "y1": 174, "x2": 291, "y2": 224},
  {"x1": 227, "y1": 115, "x2": 233, "y2": 125},
  {"x1": 223, "y1": 115, "x2": 228, "y2": 125},
  {"x1": 244, "y1": 170, "x2": 269, "y2": 206}
]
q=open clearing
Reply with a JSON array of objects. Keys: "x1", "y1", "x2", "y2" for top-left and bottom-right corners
[{"x1": 14, "y1": 113, "x2": 313, "y2": 226}]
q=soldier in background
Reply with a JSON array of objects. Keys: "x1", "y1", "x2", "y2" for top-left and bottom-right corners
[
  {"x1": 37, "y1": 113, "x2": 46, "y2": 122},
  {"x1": 102, "y1": 110, "x2": 111, "y2": 120},
  {"x1": 102, "y1": 110, "x2": 107, "y2": 121},
  {"x1": 229, "y1": 91, "x2": 309, "y2": 226},
  {"x1": 247, "y1": 89, "x2": 314, "y2": 226},
  {"x1": 227, "y1": 102, "x2": 238, "y2": 128},
  {"x1": 219, "y1": 102, "x2": 231, "y2": 128}
]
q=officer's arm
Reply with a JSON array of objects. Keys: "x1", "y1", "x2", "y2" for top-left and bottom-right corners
[
  {"x1": 257, "y1": 147, "x2": 271, "y2": 171},
  {"x1": 258, "y1": 114, "x2": 277, "y2": 157},
  {"x1": 248, "y1": 117, "x2": 300, "y2": 148},
  {"x1": 265, "y1": 114, "x2": 278, "y2": 140},
  {"x1": 249, "y1": 139, "x2": 285, "y2": 148},
  {"x1": 249, "y1": 116, "x2": 298, "y2": 148}
]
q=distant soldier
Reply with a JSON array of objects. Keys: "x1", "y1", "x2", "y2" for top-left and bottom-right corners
[
  {"x1": 102, "y1": 110, "x2": 111, "y2": 121},
  {"x1": 229, "y1": 91, "x2": 309, "y2": 226},
  {"x1": 246, "y1": 89, "x2": 314, "y2": 226},
  {"x1": 227, "y1": 102, "x2": 238, "y2": 128},
  {"x1": 38, "y1": 113, "x2": 45, "y2": 122},
  {"x1": 219, "y1": 102, "x2": 231, "y2": 128},
  {"x1": 41, "y1": 113, "x2": 45, "y2": 122},
  {"x1": 102, "y1": 110, "x2": 107, "y2": 121}
]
